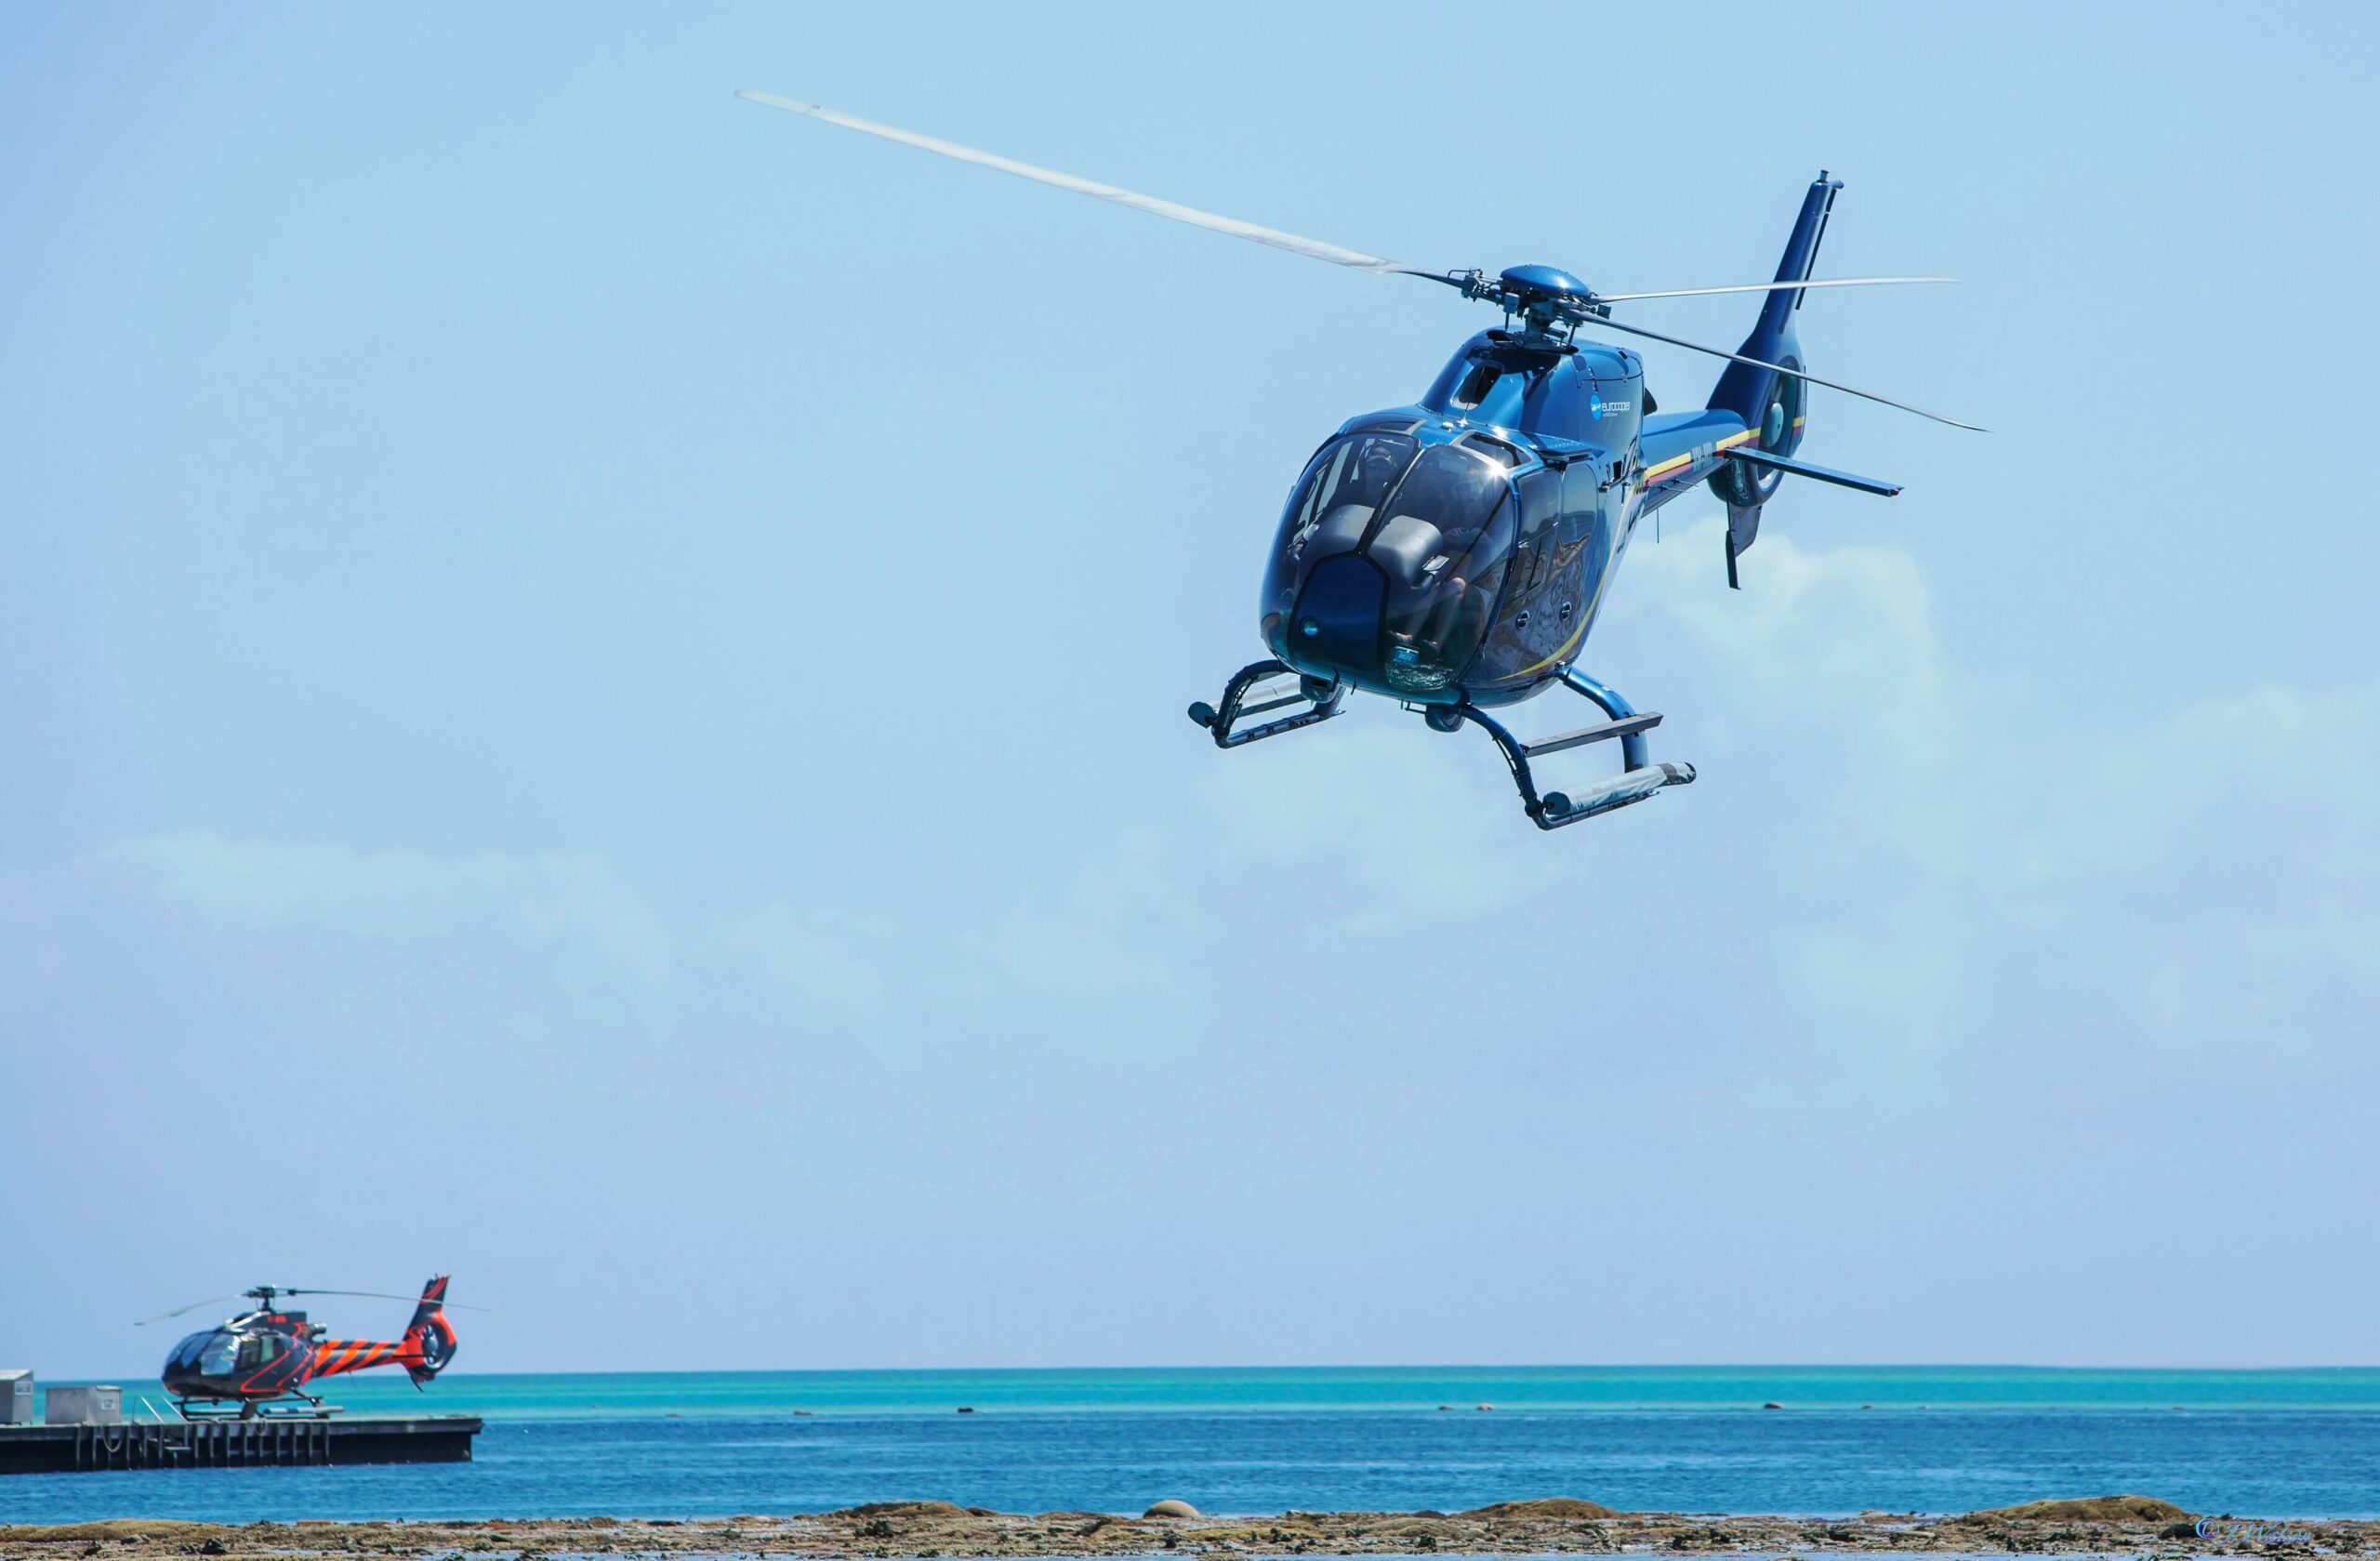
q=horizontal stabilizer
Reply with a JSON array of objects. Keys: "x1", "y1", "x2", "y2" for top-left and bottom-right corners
[{"x1": 1723, "y1": 446, "x2": 1902, "y2": 496}]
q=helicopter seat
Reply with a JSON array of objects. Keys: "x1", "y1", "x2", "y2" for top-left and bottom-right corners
[
  {"x1": 1365, "y1": 512, "x2": 1447, "y2": 587},
  {"x1": 1302, "y1": 502, "x2": 1375, "y2": 559}
]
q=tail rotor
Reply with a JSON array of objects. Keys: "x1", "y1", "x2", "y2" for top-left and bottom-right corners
[{"x1": 400, "y1": 1276, "x2": 458, "y2": 1385}]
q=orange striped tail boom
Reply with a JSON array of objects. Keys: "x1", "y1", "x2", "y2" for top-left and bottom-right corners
[
  {"x1": 308, "y1": 1337, "x2": 418, "y2": 1379},
  {"x1": 312, "y1": 1275, "x2": 457, "y2": 1385}
]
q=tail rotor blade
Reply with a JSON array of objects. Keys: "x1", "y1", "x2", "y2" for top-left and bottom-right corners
[
  {"x1": 1580, "y1": 314, "x2": 1986, "y2": 431},
  {"x1": 1593, "y1": 276, "x2": 1956, "y2": 303},
  {"x1": 735, "y1": 90, "x2": 1471, "y2": 289}
]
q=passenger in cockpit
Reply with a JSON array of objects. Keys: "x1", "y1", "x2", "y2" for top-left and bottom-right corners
[{"x1": 1408, "y1": 571, "x2": 1489, "y2": 660}]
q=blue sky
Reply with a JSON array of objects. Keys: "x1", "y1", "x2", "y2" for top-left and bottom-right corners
[{"x1": 4, "y1": 1, "x2": 2377, "y2": 1376}]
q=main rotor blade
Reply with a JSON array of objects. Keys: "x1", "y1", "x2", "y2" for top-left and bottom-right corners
[
  {"x1": 284, "y1": 1288, "x2": 491, "y2": 1311},
  {"x1": 735, "y1": 90, "x2": 1469, "y2": 288},
  {"x1": 135, "y1": 1294, "x2": 242, "y2": 1327},
  {"x1": 1593, "y1": 276, "x2": 1955, "y2": 303},
  {"x1": 1580, "y1": 314, "x2": 1986, "y2": 431}
]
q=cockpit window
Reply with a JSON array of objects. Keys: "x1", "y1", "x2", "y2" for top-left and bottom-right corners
[
  {"x1": 1263, "y1": 430, "x2": 1522, "y2": 692},
  {"x1": 1368, "y1": 443, "x2": 1516, "y2": 692},
  {"x1": 179, "y1": 1330, "x2": 242, "y2": 1377},
  {"x1": 1368, "y1": 443, "x2": 1508, "y2": 556},
  {"x1": 1283, "y1": 433, "x2": 1416, "y2": 546},
  {"x1": 1263, "y1": 432, "x2": 1420, "y2": 628}
]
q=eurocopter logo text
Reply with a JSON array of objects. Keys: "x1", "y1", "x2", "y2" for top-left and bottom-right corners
[{"x1": 1589, "y1": 389, "x2": 1633, "y2": 418}]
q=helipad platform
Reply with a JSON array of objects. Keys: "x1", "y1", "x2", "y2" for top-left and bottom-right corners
[{"x1": 0, "y1": 1415, "x2": 481, "y2": 1475}]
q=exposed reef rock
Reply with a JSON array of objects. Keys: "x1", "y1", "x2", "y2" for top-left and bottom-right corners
[
  {"x1": 1461, "y1": 1498, "x2": 1621, "y2": 1519},
  {"x1": 5, "y1": 1499, "x2": 2373, "y2": 1560},
  {"x1": 1957, "y1": 1495, "x2": 2193, "y2": 1524}
]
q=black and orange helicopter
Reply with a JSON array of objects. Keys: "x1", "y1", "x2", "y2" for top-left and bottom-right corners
[
  {"x1": 135, "y1": 1277, "x2": 462, "y2": 1420},
  {"x1": 739, "y1": 93, "x2": 1979, "y2": 829}
]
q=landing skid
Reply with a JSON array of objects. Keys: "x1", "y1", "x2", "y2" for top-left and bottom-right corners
[
  {"x1": 1188, "y1": 659, "x2": 1345, "y2": 747},
  {"x1": 1446, "y1": 669, "x2": 1696, "y2": 829},
  {"x1": 177, "y1": 1394, "x2": 343, "y2": 1422},
  {"x1": 1187, "y1": 661, "x2": 1690, "y2": 831}
]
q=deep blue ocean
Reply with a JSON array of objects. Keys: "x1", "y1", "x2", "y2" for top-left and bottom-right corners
[{"x1": 5, "y1": 1367, "x2": 2377, "y2": 1525}]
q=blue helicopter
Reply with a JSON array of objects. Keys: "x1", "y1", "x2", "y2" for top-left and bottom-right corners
[{"x1": 740, "y1": 93, "x2": 1978, "y2": 829}]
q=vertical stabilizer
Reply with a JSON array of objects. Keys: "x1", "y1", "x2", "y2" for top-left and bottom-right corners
[
  {"x1": 401, "y1": 1275, "x2": 457, "y2": 1384},
  {"x1": 1709, "y1": 174, "x2": 1841, "y2": 585},
  {"x1": 1708, "y1": 171, "x2": 1839, "y2": 430}
]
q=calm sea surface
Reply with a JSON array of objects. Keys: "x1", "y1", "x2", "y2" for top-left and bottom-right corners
[{"x1": 5, "y1": 1367, "x2": 2376, "y2": 1524}]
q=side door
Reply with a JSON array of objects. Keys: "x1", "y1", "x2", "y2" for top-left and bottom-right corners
[{"x1": 1471, "y1": 463, "x2": 1576, "y2": 684}]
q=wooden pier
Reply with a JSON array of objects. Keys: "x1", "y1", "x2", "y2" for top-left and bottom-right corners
[{"x1": 0, "y1": 1415, "x2": 481, "y2": 1475}]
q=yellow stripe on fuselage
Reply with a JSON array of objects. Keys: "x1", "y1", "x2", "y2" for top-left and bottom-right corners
[
  {"x1": 1644, "y1": 427, "x2": 1757, "y2": 484},
  {"x1": 1501, "y1": 420, "x2": 1795, "y2": 681}
]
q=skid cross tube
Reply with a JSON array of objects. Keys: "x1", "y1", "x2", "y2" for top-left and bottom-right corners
[{"x1": 1520, "y1": 710, "x2": 1663, "y2": 760}]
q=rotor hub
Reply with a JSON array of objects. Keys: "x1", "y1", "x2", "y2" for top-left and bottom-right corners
[
  {"x1": 1497, "y1": 264, "x2": 1591, "y2": 299},
  {"x1": 1481, "y1": 264, "x2": 1603, "y2": 341}
]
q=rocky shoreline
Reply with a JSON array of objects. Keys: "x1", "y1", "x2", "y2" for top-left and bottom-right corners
[{"x1": 3, "y1": 1498, "x2": 2373, "y2": 1560}]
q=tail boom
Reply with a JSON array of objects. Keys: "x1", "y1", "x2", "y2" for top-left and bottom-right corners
[{"x1": 312, "y1": 1276, "x2": 456, "y2": 1386}]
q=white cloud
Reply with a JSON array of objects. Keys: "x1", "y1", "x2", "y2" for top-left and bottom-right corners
[
  {"x1": 1990, "y1": 676, "x2": 2380, "y2": 1066},
  {"x1": 85, "y1": 524, "x2": 2380, "y2": 1101},
  {"x1": 1623, "y1": 515, "x2": 2380, "y2": 1080},
  {"x1": 722, "y1": 903, "x2": 895, "y2": 1019},
  {"x1": 102, "y1": 834, "x2": 671, "y2": 978},
  {"x1": 19, "y1": 523, "x2": 2380, "y2": 1370}
]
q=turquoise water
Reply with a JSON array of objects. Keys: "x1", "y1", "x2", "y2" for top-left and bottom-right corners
[
  {"x1": 294, "y1": 1363, "x2": 2380, "y2": 1418},
  {"x1": 7, "y1": 1367, "x2": 2378, "y2": 1523}
]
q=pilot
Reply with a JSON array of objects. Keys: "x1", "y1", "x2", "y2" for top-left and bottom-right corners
[{"x1": 1340, "y1": 437, "x2": 1404, "y2": 509}]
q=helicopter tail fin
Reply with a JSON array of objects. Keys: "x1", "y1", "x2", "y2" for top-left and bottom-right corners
[
  {"x1": 307, "y1": 1277, "x2": 458, "y2": 1386},
  {"x1": 398, "y1": 1275, "x2": 457, "y2": 1385},
  {"x1": 1707, "y1": 173, "x2": 1841, "y2": 584},
  {"x1": 1706, "y1": 170, "x2": 1838, "y2": 443}
]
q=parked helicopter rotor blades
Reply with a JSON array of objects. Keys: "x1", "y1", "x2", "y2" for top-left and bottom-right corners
[
  {"x1": 134, "y1": 1286, "x2": 488, "y2": 1326},
  {"x1": 280, "y1": 1287, "x2": 491, "y2": 1311},
  {"x1": 134, "y1": 1293, "x2": 245, "y2": 1327}
]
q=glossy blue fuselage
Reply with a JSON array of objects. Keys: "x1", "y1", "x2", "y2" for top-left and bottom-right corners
[
  {"x1": 1261, "y1": 333, "x2": 1769, "y2": 708},
  {"x1": 1256, "y1": 172, "x2": 1841, "y2": 713}
]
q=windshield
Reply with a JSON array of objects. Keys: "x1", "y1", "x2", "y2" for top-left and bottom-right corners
[
  {"x1": 1262, "y1": 431, "x2": 1418, "y2": 631},
  {"x1": 1368, "y1": 444, "x2": 1514, "y2": 692},
  {"x1": 167, "y1": 1329, "x2": 244, "y2": 1377}
]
